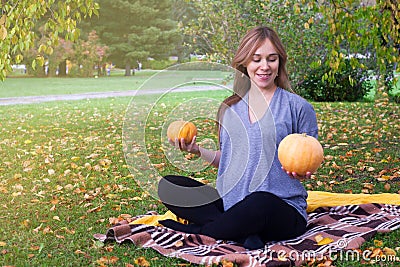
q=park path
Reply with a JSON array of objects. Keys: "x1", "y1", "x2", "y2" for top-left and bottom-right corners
[{"x1": 0, "y1": 85, "x2": 225, "y2": 106}]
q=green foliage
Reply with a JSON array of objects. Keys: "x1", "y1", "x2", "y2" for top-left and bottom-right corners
[
  {"x1": 182, "y1": 0, "x2": 327, "y2": 87},
  {"x1": 0, "y1": 0, "x2": 99, "y2": 81},
  {"x1": 182, "y1": 0, "x2": 400, "y2": 95},
  {"x1": 90, "y1": 0, "x2": 180, "y2": 75},
  {"x1": 143, "y1": 59, "x2": 176, "y2": 70},
  {"x1": 297, "y1": 59, "x2": 374, "y2": 102},
  {"x1": 316, "y1": 0, "x2": 400, "y2": 92}
]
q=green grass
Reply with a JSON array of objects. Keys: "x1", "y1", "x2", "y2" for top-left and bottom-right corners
[
  {"x1": 1, "y1": 69, "x2": 233, "y2": 98},
  {"x1": 0, "y1": 74, "x2": 154, "y2": 98},
  {"x1": 0, "y1": 88, "x2": 399, "y2": 266}
]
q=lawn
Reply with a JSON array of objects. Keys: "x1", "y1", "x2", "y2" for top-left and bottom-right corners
[
  {"x1": 0, "y1": 83, "x2": 399, "y2": 266},
  {"x1": 0, "y1": 73, "x2": 155, "y2": 98},
  {"x1": 0, "y1": 68, "x2": 233, "y2": 98}
]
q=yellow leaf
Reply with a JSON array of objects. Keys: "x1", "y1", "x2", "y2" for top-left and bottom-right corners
[
  {"x1": 71, "y1": 156, "x2": 80, "y2": 161},
  {"x1": 374, "y1": 239, "x2": 383, "y2": 247},
  {"x1": 174, "y1": 240, "x2": 183, "y2": 247},
  {"x1": 24, "y1": 139, "x2": 32, "y2": 144},
  {"x1": 0, "y1": 241, "x2": 6, "y2": 247},
  {"x1": 383, "y1": 247, "x2": 396, "y2": 256},
  {"x1": 315, "y1": 234, "x2": 324, "y2": 243},
  {"x1": 317, "y1": 237, "x2": 334, "y2": 245},
  {"x1": 0, "y1": 15, "x2": 6, "y2": 25},
  {"x1": 0, "y1": 25, "x2": 6, "y2": 40},
  {"x1": 315, "y1": 234, "x2": 334, "y2": 245},
  {"x1": 221, "y1": 259, "x2": 235, "y2": 267},
  {"x1": 134, "y1": 256, "x2": 150, "y2": 267}
]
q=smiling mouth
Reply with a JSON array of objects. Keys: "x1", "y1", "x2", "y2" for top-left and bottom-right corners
[{"x1": 256, "y1": 74, "x2": 272, "y2": 80}]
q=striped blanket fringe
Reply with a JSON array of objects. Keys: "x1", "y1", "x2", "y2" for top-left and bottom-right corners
[{"x1": 94, "y1": 203, "x2": 400, "y2": 266}]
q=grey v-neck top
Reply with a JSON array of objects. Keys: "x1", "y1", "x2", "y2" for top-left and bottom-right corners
[{"x1": 216, "y1": 87, "x2": 318, "y2": 220}]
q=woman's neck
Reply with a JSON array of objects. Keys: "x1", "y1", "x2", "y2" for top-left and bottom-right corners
[
  {"x1": 249, "y1": 85, "x2": 277, "y2": 104},
  {"x1": 248, "y1": 86, "x2": 277, "y2": 123}
]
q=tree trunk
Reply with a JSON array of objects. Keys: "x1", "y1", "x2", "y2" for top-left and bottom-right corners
[
  {"x1": 59, "y1": 60, "x2": 67, "y2": 77},
  {"x1": 125, "y1": 63, "x2": 131, "y2": 76}
]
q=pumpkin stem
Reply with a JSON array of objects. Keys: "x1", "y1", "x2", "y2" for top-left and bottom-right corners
[{"x1": 302, "y1": 133, "x2": 307, "y2": 137}]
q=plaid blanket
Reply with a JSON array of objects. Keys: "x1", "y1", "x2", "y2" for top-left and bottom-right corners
[{"x1": 94, "y1": 203, "x2": 400, "y2": 266}]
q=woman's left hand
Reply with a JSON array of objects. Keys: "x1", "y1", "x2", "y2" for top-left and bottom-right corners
[{"x1": 282, "y1": 167, "x2": 312, "y2": 181}]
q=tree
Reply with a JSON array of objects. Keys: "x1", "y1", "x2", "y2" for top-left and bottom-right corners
[
  {"x1": 171, "y1": 0, "x2": 198, "y2": 63},
  {"x1": 91, "y1": 0, "x2": 180, "y2": 76},
  {"x1": 0, "y1": 0, "x2": 99, "y2": 80},
  {"x1": 181, "y1": 0, "x2": 326, "y2": 87},
  {"x1": 311, "y1": 0, "x2": 399, "y2": 97},
  {"x1": 71, "y1": 30, "x2": 109, "y2": 77}
]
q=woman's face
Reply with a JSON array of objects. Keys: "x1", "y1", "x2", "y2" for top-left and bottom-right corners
[{"x1": 246, "y1": 38, "x2": 279, "y2": 92}]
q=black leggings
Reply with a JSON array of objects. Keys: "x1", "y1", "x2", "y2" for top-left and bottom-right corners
[{"x1": 158, "y1": 175, "x2": 307, "y2": 247}]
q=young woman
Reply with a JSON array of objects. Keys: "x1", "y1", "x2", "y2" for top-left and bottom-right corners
[{"x1": 158, "y1": 26, "x2": 318, "y2": 249}]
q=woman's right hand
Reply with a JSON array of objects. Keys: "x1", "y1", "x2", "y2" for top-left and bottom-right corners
[{"x1": 169, "y1": 136, "x2": 200, "y2": 156}]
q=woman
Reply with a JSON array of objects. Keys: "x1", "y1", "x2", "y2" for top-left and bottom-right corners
[{"x1": 158, "y1": 26, "x2": 318, "y2": 249}]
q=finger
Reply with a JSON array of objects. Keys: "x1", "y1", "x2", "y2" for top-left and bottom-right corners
[
  {"x1": 179, "y1": 138, "x2": 186, "y2": 150},
  {"x1": 191, "y1": 135, "x2": 197, "y2": 146},
  {"x1": 174, "y1": 138, "x2": 181, "y2": 149},
  {"x1": 305, "y1": 171, "x2": 312, "y2": 178},
  {"x1": 168, "y1": 138, "x2": 175, "y2": 146}
]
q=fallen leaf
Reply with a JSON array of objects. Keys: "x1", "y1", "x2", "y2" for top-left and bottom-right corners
[
  {"x1": 374, "y1": 240, "x2": 383, "y2": 247},
  {"x1": 384, "y1": 183, "x2": 391, "y2": 191},
  {"x1": 174, "y1": 240, "x2": 183, "y2": 247},
  {"x1": 370, "y1": 247, "x2": 382, "y2": 258},
  {"x1": 367, "y1": 167, "x2": 375, "y2": 172},
  {"x1": 383, "y1": 247, "x2": 396, "y2": 256},
  {"x1": 315, "y1": 234, "x2": 334, "y2": 245},
  {"x1": 134, "y1": 256, "x2": 150, "y2": 267},
  {"x1": 221, "y1": 259, "x2": 235, "y2": 267},
  {"x1": 363, "y1": 183, "x2": 375, "y2": 190}
]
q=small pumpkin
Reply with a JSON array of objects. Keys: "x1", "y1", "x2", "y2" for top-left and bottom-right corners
[
  {"x1": 278, "y1": 133, "x2": 324, "y2": 176},
  {"x1": 167, "y1": 120, "x2": 197, "y2": 144}
]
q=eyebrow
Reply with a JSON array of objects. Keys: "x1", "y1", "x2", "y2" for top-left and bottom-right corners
[{"x1": 253, "y1": 53, "x2": 279, "y2": 57}]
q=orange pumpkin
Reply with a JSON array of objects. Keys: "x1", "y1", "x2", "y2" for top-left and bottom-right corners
[
  {"x1": 278, "y1": 133, "x2": 324, "y2": 176},
  {"x1": 167, "y1": 120, "x2": 197, "y2": 144}
]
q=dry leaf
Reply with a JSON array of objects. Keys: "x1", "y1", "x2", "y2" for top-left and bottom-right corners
[
  {"x1": 315, "y1": 234, "x2": 334, "y2": 245},
  {"x1": 221, "y1": 259, "x2": 235, "y2": 267},
  {"x1": 134, "y1": 256, "x2": 150, "y2": 267},
  {"x1": 174, "y1": 240, "x2": 183, "y2": 247},
  {"x1": 384, "y1": 183, "x2": 391, "y2": 191},
  {"x1": 374, "y1": 240, "x2": 383, "y2": 247},
  {"x1": 382, "y1": 247, "x2": 396, "y2": 256},
  {"x1": 363, "y1": 183, "x2": 374, "y2": 190},
  {"x1": 370, "y1": 248, "x2": 382, "y2": 258}
]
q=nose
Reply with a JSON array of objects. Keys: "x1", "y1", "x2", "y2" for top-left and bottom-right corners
[{"x1": 260, "y1": 59, "x2": 270, "y2": 70}]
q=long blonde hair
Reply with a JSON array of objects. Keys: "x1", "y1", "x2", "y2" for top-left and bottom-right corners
[{"x1": 217, "y1": 26, "x2": 291, "y2": 123}]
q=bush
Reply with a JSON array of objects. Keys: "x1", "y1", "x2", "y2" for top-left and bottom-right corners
[
  {"x1": 296, "y1": 59, "x2": 374, "y2": 102},
  {"x1": 143, "y1": 59, "x2": 176, "y2": 70},
  {"x1": 389, "y1": 90, "x2": 400, "y2": 103}
]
